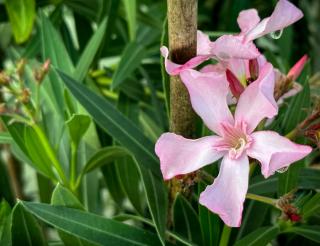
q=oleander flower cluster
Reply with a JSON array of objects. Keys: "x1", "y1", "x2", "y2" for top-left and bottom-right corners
[{"x1": 155, "y1": 0, "x2": 312, "y2": 227}]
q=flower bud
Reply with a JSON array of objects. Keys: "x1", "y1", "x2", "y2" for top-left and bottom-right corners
[
  {"x1": 0, "y1": 72, "x2": 10, "y2": 85},
  {"x1": 0, "y1": 103, "x2": 6, "y2": 114},
  {"x1": 16, "y1": 59, "x2": 26, "y2": 78},
  {"x1": 226, "y1": 69, "x2": 244, "y2": 99},
  {"x1": 20, "y1": 88, "x2": 31, "y2": 104},
  {"x1": 287, "y1": 55, "x2": 308, "y2": 81}
]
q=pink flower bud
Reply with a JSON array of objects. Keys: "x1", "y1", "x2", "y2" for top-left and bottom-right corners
[
  {"x1": 226, "y1": 69, "x2": 244, "y2": 99},
  {"x1": 287, "y1": 55, "x2": 308, "y2": 81}
]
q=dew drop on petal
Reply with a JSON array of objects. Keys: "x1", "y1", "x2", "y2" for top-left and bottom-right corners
[
  {"x1": 276, "y1": 166, "x2": 289, "y2": 173},
  {"x1": 270, "y1": 29, "x2": 283, "y2": 40}
]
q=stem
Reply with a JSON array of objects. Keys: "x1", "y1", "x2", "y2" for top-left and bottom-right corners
[
  {"x1": 167, "y1": 0, "x2": 197, "y2": 137},
  {"x1": 32, "y1": 124, "x2": 67, "y2": 184},
  {"x1": 285, "y1": 128, "x2": 298, "y2": 140},
  {"x1": 246, "y1": 193, "x2": 277, "y2": 206},
  {"x1": 219, "y1": 225, "x2": 231, "y2": 246},
  {"x1": 70, "y1": 142, "x2": 78, "y2": 190}
]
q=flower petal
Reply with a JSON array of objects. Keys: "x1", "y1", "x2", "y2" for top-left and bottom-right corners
[
  {"x1": 237, "y1": 9, "x2": 260, "y2": 33},
  {"x1": 245, "y1": 0, "x2": 303, "y2": 42},
  {"x1": 155, "y1": 133, "x2": 224, "y2": 180},
  {"x1": 160, "y1": 46, "x2": 210, "y2": 76},
  {"x1": 212, "y1": 35, "x2": 260, "y2": 60},
  {"x1": 235, "y1": 62, "x2": 278, "y2": 133},
  {"x1": 247, "y1": 131, "x2": 312, "y2": 178},
  {"x1": 199, "y1": 154, "x2": 249, "y2": 227},
  {"x1": 180, "y1": 69, "x2": 234, "y2": 135},
  {"x1": 287, "y1": 55, "x2": 308, "y2": 81},
  {"x1": 197, "y1": 30, "x2": 212, "y2": 55}
]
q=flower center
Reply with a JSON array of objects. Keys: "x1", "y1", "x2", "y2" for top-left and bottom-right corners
[{"x1": 214, "y1": 122, "x2": 252, "y2": 160}]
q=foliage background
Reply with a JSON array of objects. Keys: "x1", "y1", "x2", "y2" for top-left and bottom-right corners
[{"x1": 0, "y1": 0, "x2": 319, "y2": 245}]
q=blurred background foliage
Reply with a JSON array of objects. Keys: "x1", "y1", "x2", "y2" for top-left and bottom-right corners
[{"x1": 0, "y1": 0, "x2": 319, "y2": 245}]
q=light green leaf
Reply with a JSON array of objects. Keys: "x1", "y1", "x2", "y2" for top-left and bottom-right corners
[
  {"x1": 5, "y1": 0, "x2": 35, "y2": 43},
  {"x1": 122, "y1": 0, "x2": 136, "y2": 41},
  {"x1": 111, "y1": 42, "x2": 146, "y2": 89},
  {"x1": 66, "y1": 114, "x2": 91, "y2": 146},
  {"x1": 234, "y1": 226, "x2": 279, "y2": 246},
  {"x1": 285, "y1": 226, "x2": 320, "y2": 243},
  {"x1": 0, "y1": 132, "x2": 12, "y2": 144},
  {"x1": 74, "y1": 18, "x2": 107, "y2": 82},
  {"x1": 21, "y1": 201, "x2": 162, "y2": 246},
  {"x1": 11, "y1": 202, "x2": 47, "y2": 246}
]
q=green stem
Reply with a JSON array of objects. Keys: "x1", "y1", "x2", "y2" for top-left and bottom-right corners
[
  {"x1": 246, "y1": 193, "x2": 277, "y2": 206},
  {"x1": 285, "y1": 128, "x2": 298, "y2": 140},
  {"x1": 32, "y1": 124, "x2": 67, "y2": 184},
  {"x1": 219, "y1": 225, "x2": 231, "y2": 246},
  {"x1": 70, "y1": 142, "x2": 78, "y2": 190}
]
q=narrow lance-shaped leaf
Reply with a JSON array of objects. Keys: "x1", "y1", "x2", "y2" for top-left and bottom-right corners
[
  {"x1": 11, "y1": 202, "x2": 47, "y2": 246},
  {"x1": 21, "y1": 201, "x2": 162, "y2": 246},
  {"x1": 234, "y1": 226, "x2": 279, "y2": 246},
  {"x1": 5, "y1": 0, "x2": 35, "y2": 43}
]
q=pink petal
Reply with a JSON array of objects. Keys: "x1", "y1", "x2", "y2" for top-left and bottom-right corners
[
  {"x1": 245, "y1": 0, "x2": 303, "y2": 42},
  {"x1": 211, "y1": 35, "x2": 260, "y2": 60},
  {"x1": 227, "y1": 58, "x2": 247, "y2": 83},
  {"x1": 197, "y1": 30, "x2": 212, "y2": 55},
  {"x1": 155, "y1": 133, "x2": 224, "y2": 180},
  {"x1": 287, "y1": 55, "x2": 308, "y2": 81},
  {"x1": 235, "y1": 62, "x2": 278, "y2": 133},
  {"x1": 199, "y1": 154, "x2": 249, "y2": 227},
  {"x1": 237, "y1": 9, "x2": 261, "y2": 33},
  {"x1": 200, "y1": 64, "x2": 225, "y2": 73},
  {"x1": 160, "y1": 46, "x2": 210, "y2": 76},
  {"x1": 180, "y1": 69, "x2": 234, "y2": 135},
  {"x1": 247, "y1": 131, "x2": 312, "y2": 178}
]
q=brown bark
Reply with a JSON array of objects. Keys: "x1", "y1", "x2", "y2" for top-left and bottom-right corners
[
  {"x1": 166, "y1": 0, "x2": 198, "y2": 228},
  {"x1": 167, "y1": 0, "x2": 198, "y2": 137}
]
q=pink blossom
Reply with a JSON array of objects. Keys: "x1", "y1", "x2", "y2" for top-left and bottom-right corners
[
  {"x1": 161, "y1": 0, "x2": 303, "y2": 76},
  {"x1": 155, "y1": 64, "x2": 312, "y2": 227}
]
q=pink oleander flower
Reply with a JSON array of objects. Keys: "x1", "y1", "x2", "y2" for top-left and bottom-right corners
[
  {"x1": 155, "y1": 64, "x2": 312, "y2": 227},
  {"x1": 161, "y1": 0, "x2": 303, "y2": 76}
]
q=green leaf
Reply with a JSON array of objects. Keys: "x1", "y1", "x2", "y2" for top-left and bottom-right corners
[
  {"x1": 74, "y1": 18, "x2": 107, "y2": 82},
  {"x1": 285, "y1": 226, "x2": 320, "y2": 243},
  {"x1": 5, "y1": 0, "x2": 35, "y2": 43},
  {"x1": 301, "y1": 192, "x2": 320, "y2": 219},
  {"x1": 122, "y1": 0, "x2": 136, "y2": 41},
  {"x1": 198, "y1": 181, "x2": 221, "y2": 246},
  {"x1": 234, "y1": 226, "x2": 279, "y2": 246},
  {"x1": 0, "y1": 200, "x2": 12, "y2": 245},
  {"x1": 51, "y1": 184, "x2": 96, "y2": 246},
  {"x1": 21, "y1": 201, "x2": 162, "y2": 246},
  {"x1": 0, "y1": 161, "x2": 15, "y2": 207},
  {"x1": 173, "y1": 194, "x2": 202, "y2": 244},
  {"x1": 58, "y1": 71, "x2": 167, "y2": 244},
  {"x1": 66, "y1": 114, "x2": 91, "y2": 146},
  {"x1": 58, "y1": 70, "x2": 161, "y2": 177},
  {"x1": 0, "y1": 132, "x2": 12, "y2": 144},
  {"x1": 111, "y1": 42, "x2": 146, "y2": 89},
  {"x1": 11, "y1": 202, "x2": 47, "y2": 246},
  {"x1": 82, "y1": 146, "x2": 130, "y2": 174}
]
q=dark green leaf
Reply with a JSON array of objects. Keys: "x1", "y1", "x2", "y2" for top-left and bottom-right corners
[
  {"x1": 21, "y1": 201, "x2": 162, "y2": 246},
  {"x1": 234, "y1": 226, "x2": 279, "y2": 246},
  {"x1": 11, "y1": 202, "x2": 47, "y2": 246},
  {"x1": 5, "y1": 0, "x2": 35, "y2": 43},
  {"x1": 111, "y1": 42, "x2": 146, "y2": 89},
  {"x1": 58, "y1": 70, "x2": 161, "y2": 177},
  {"x1": 173, "y1": 194, "x2": 202, "y2": 244},
  {"x1": 285, "y1": 226, "x2": 320, "y2": 243},
  {"x1": 74, "y1": 18, "x2": 107, "y2": 82},
  {"x1": 301, "y1": 193, "x2": 320, "y2": 219},
  {"x1": 0, "y1": 200, "x2": 12, "y2": 245}
]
